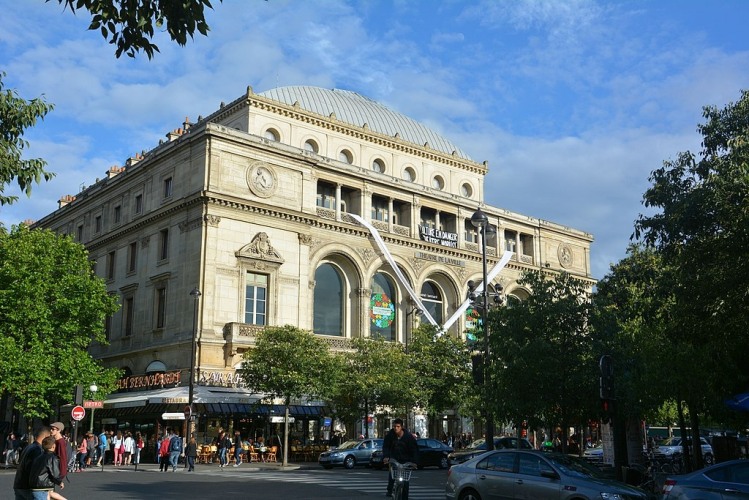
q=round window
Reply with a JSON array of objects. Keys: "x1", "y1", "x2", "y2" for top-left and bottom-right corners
[
  {"x1": 402, "y1": 167, "x2": 415, "y2": 182},
  {"x1": 432, "y1": 175, "x2": 445, "y2": 190},
  {"x1": 461, "y1": 183, "x2": 473, "y2": 198}
]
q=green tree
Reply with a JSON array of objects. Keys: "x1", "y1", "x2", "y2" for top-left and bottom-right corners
[
  {"x1": 328, "y1": 336, "x2": 416, "y2": 438},
  {"x1": 488, "y1": 271, "x2": 596, "y2": 451},
  {"x1": 635, "y1": 90, "x2": 749, "y2": 468},
  {"x1": 408, "y1": 324, "x2": 473, "y2": 435},
  {"x1": 0, "y1": 73, "x2": 55, "y2": 206},
  {"x1": 52, "y1": 0, "x2": 223, "y2": 59},
  {"x1": 238, "y1": 325, "x2": 334, "y2": 466},
  {"x1": 0, "y1": 225, "x2": 120, "y2": 418}
]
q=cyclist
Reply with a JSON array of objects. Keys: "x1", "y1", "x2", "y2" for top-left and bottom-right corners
[{"x1": 382, "y1": 418, "x2": 418, "y2": 498}]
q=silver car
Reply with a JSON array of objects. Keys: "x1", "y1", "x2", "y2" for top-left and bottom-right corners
[
  {"x1": 318, "y1": 438, "x2": 383, "y2": 469},
  {"x1": 653, "y1": 437, "x2": 714, "y2": 465},
  {"x1": 446, "y1": 449, "x2": 648, "y2": 500},
  {"x1": 661, "y1": 458, "x2": 749, "y2": 499}
]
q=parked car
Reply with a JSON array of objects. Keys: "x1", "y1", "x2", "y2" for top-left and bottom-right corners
[
  {"x1": 370, "y1": 438, "x2": 453, "y2": 469},
  {"x1": 446, "y1": 449, "x2": 649, "y2": 500},
  {"x1": 653, "y1": 436, "x2": 714, "y2": 465},
  {"x1": 582, "y1": 444, "x2": 604, "y2": 464},
  {"x1": 318, "y1": 438, "x2": 383, "y2": 469},
  {"x1": 447, "y1": 436, "x2": 533, "y2": 466},
  {"x1": 662, "y1": 458, "x2": 749, "y2": 498}
]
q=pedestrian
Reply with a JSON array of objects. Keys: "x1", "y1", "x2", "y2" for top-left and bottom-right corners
[
  {"x1": 217, "y1": 431, "x2": 228, "y2": 467},
  {"x1": 185, "y1": 436, "x2": 197, "y2": 472},
  {"x1": 168, "y1": 431, "x2": 183, "y2": 472},
  {"x1": 13, "y1": 426, "x2": 52, "y2": 500},
  {"x1": 123, "y1": 431, "x2": 134, "y2": 466},
  {"x1": 159, "y1": 431, "x2": 171, "y2": 472},
  {"x1": 85, "y1": 432, "x2": 96, "y2": 467},
  {"x1": 382, "y1": 418, "x2": 419, "y2": 499},
  {"x1": 29, "y1": 436, "x2": 67, "y2": 500},
  {"x1": 4, "y1": 431, "x2": 20, "y2": 468},
  {"x1": 133, "y1": 432, "x2": 144, "y2": 466},
  {"x1": 95, "y1": 430, "x2": 107, "y2": 466},
  {"x1": 75, "y1": 435, "x2": 87, "y2": 471},
  {"x1": 233, "y1": 430, "x2": 242, "y2": 467},
  {"x1": 112, "y1": 430, "x2": 123, "y2": 466},
  {"x1": 48, "y1": 423, "x2": 68, "y2": 481}
]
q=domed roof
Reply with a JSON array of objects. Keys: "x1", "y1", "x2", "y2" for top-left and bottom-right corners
[{"x1": 258, "y1": 86, "x2": 472, "y2": 160}]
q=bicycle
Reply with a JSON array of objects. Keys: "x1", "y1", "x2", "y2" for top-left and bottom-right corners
[{"x1": 388, "y1": 458, "x2": 417, "y2": 500}]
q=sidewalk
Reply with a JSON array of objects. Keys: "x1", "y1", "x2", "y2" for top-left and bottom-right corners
[{"x1": 106, "y1": 459, "x2": 320, "y2": 473}]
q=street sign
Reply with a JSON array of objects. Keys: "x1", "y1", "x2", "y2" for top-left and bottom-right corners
[
  {"x1": 83, "y1": 400, "x2": 103, "y2": 409},
  {"x1": 183, "y1": 405, "x2": 192, "y2": 420},
  {"x1": 71, "y1": 405, "x2": 86, "y2": 421}
]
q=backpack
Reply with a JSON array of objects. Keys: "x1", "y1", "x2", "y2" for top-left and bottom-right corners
[
  {"x1": 99, "y1": 433, "x2": 107, "y2": 448},
  {"x1": 170, "y1": 436, "x2": 182, "y2": 452}
]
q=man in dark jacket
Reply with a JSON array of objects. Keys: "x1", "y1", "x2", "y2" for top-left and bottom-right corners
[
  {"x1": 13, "y1": 426, "x2": 51, "y2": 500},
  {"x1": 382, "y1": 418, "x2": 418, "y2": 499},
  {"x1": 29, "y1": 436, "x2": 65, "y2": 500}
]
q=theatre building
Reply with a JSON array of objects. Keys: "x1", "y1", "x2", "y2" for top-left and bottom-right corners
[{"x1": 32, "y1": 86, "x2": 594, "y2": 444}]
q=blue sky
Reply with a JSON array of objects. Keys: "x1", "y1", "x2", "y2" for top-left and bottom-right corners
[{"x1": 2, "y1": 0, "x2": 748, "y2": 279}]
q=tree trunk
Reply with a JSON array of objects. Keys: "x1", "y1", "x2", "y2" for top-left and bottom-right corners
[{"x1": 282, "y1": 402, "x2": 290, "y2": 466}]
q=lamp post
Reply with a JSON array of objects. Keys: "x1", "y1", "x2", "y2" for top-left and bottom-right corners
[
  {"x1": 188, "y1": 287, "x2": 201, "y2": 438},
  {"x1": 471, "y1": 207, "x2": 496, "y2": 451},
  {"x1": 89, "y1": 383, "x2": 98, "y2": 433}
]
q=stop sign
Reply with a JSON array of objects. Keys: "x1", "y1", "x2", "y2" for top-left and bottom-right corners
[{"x1": 71, "y1": 405, "x2": 86, "y2": 421}]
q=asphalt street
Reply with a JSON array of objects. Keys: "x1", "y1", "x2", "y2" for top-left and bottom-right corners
[{"x1": 0, "y1": 462, "x2": 449, "y2": 499}]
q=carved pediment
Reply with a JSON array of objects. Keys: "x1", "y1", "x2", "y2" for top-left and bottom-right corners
[{"x1": 236, "y1": 232, "x2": 284, "y2": 264}]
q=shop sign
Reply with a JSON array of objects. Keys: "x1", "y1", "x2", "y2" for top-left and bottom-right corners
[
  {"x1": 162, "y1": 412, "x2": 186, "y2": 420},
  {"x1": 270, "y1": 416, "x2": 294, "y2": 423},
  {"x1": 198, "y1": 370, "x2": 244, "y2": 387},
  {"x1": 116, "y1": 370, "x2": 182, "y2": 391},
  {"x1": 418, "y1": 226, "x2": 458, "y2": 248},
  {"x1": 414, "y1": 251, "x2": 465, "y2": 267}
]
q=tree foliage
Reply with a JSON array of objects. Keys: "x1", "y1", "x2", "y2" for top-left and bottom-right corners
[
  {"x1": 0, "y1": 72, "x2": 55, "y2": 206},
  {"x1": 488, "y1": 271, "x2": 597, "y2": 441},
  {"x1": 408, "y1": 324, "x2": 473, "y2": 417},
  {"x1": 0, "y1": 225, "x2": 120, "y2": 418},
  {"x1": 239, "y1": 325, "x2": 334, "y2": 405},
  {"x1": 53, "y1": 0, "x2": 223, "y2": 59}
]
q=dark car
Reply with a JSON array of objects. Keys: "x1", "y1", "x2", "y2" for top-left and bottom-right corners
[
  {"x1": 446, "y1": 450, "x2": 649, "y2": 500},
  {"x1": 318, "y1": 438, "x2": 383, "y2": 469},
  {"x1": 447, "y1": 436, "x2": 533, "y2": 466},
  {"x1": 662, "y1": 458, "x2": 749, "y2": 498},
  {"x1": 370, "y1": 437, "x2": 453, "y2": 469}
]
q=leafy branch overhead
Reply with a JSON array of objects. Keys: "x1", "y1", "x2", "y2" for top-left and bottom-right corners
[{"x1": 52, "y1": 0, "x2": 223, "y2": 58}]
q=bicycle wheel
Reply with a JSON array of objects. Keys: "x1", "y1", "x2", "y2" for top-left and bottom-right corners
[
  {"x1": 660, "y1": 462, "x2": 674, "y2": 474},
  {"x1": 392, "y1": 483, "x2": 403, "y2": 500}
]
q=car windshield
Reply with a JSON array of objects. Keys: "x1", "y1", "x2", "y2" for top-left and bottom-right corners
[
  {"x1": 660, "y1": 437, "x2": 681, "y2": 446},
  {"x1": 547, "y1": 454, "x2": 606, "y2": 479},
  {"x1": 468, "y1": 438, "x2": 487, "y2": 449},
  {"x1": 336, "y1": 440, "x2": 362, "y2": 450}
]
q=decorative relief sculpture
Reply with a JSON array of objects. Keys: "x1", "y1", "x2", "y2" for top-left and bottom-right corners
[
  {"x1": 558, "y1": 243, "x2": 573, "y2": 269},
  {"x1": 236, "y1": 232, "x2": 284, "y2": 263},
  {"x1": 246, "y1": 160, "x2": 278, "y2": 198}
]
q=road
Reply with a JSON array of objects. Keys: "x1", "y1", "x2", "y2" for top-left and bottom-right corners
[{"x1": 0, "y1": 463, "x2": 448, "y2": 499}]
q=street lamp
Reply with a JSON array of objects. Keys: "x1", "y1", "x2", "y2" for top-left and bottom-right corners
[
  {"x1": 471, "y1": 207, "x2": 496, "y2": 451},
  {"x1": 188, "y1": 287, "x2": 201, "y2": 437},
  {"x1": 89, "y1": 383, "x2": 98, "y2": 433}
]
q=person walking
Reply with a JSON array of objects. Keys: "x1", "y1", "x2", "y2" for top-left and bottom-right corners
[
  {"x1": 185, "y1": 436, "x2": 197, "y2": 472},
  {"x1": 28, "y1": 436, "x2": 66, "y2": 500},
  {"x1": 13, "y1": 426, "x2": 52, "y2": 500},
  {"x1": 112, "y1": 431, "x2": 123, "y2": 466},
  {"x1": 48, "y1": 423, "x2": 68, "y2": 481},
  {"x1": 95, "y1": 430, "x2": 107, "y2": 466},
  {"x1": 216, "y1": 431, "x2": 229, "y2": 467},
  {"x1": 4, "y1": 431, "x2": 20, "y2": 468},
  {"x1": 123, "y1": 432, "x2": 134, "y2": 466},
  {"x1": 159, "y1": 431, "x2": 171, "y2": 472},
  {"x1": 168, "y1": 431, "x2": 183, "y2": 472},
  {"x1": 75, "y1": 435, "x2": 87, "y2": 472},
  {"x1": 133, "y1": 432, "x2": 144, "y2": 466},
  {"x1": 232, "y1": 431, "x2": 242, "y2": 467},
  {"x1": 382, "y1": 418, "x2": 419, "y2": 499}
]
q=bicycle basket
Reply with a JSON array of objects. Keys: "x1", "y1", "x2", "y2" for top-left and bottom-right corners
[{"x1": 390, "y1": 465, "x2": 412, "y2": 482}]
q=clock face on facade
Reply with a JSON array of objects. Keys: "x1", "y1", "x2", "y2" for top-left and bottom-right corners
[{"x1": 247, "y1": 161, "x2": 278, "y2": 198}]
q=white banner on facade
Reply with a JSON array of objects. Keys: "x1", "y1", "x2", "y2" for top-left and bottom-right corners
[
  {"x1": 349, "y1": 214, "x2": 438, "y2": 327},
  {"x1": 440, "y1": 250, "x2": 513, "y2": 332}
]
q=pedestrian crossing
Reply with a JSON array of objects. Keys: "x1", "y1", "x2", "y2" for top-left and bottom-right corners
[{"x1": 198, "y1": 469, "x2": 445, "y2": 498}]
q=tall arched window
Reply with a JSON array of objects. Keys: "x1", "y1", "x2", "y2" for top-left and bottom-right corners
[
  {"x1": 420, "y1": 281, "x2": 443, "y2": 324},
  {"x1": 370, "y1": 272, "x2": 397, "y2": 341},
  {"x1": 313, "y1": 263, "x2": 344, "y2": 336}
]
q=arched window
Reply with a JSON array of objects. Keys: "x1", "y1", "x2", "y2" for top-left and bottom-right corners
[
  {"x1": 420, "y1": 281, "x2": 443, "y2": 324},
  {"x1": 338, "y1": 149, "x2": 353, "y2": 164},
  {"x1": 370, "y1": 272, "x2": 397, "y2": 341},
  {"x1": 264, "y1": 128, "x2": 280, "y2": 141},
  {"x1": 304, "y1": 139, "x2": 319, "y2": 153},
  {"x1": 313, "y1": 264, "x2": 344, "y2": 336}
]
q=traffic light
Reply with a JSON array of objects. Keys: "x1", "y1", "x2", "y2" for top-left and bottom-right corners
[
  {"x1": 74, "y1": 384, "x2": 83, "y2": 406},
  {"x1": 601, "y1": 399, "x2": 612, "y2": 424},
  {"x1": 471, "y1": 354, "x2": 484, "y2": 385},
  {"x1": 599, "y1": 355, "x2": 614, "y2": 400}
]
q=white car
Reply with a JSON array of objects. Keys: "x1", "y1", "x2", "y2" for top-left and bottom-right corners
[
  {"x1": 582, "y1": 445, "x2": 603, "y2": 464},
  {"x1": 654, "y1": 436, "x2": 714, "y2": 465}
]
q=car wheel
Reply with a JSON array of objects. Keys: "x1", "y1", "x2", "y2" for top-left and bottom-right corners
[
  {"x1": 439, "y1": 456, "x2": 449, "y2": 469},
  {"x1": 343, "y1": 455, "x2": 356, "y2": 469},
  {"x1": 704, "y1": 453, "x2": 714, "y2": 465},
  {"x1": 322, "y1": 465, "x2": 333, "y2": 470},
  {"x1": 458, "y1": 488, "x2": 482, "y2": 500}
]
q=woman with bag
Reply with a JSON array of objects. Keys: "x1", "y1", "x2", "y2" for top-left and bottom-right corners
[{"x1": 112, "y1": 430, "x2": 124, "y2": 466}]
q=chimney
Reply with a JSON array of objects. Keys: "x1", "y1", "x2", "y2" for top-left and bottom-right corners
[{"x1": 58, "y1": 194, "x2": 76, "y2": 208}]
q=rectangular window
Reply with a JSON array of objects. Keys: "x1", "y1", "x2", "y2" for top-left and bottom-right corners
[
  {"x1": 245, "y1": 272, "x2": 268, "y2": 326},
  {"x1": 77, "y1": 225, "x2": 84, "y2": 241},
  {"x1": 107, "y1": 250, "x2": 116, "y2": 280},
  {"x1": 135, "y1": 194, "x2": 143, "y2": 214},
  {"x1": 155, "y1": 286, "x2": 166, "y2": 329},
  {"x1": 504, "y1": 230, "x2": 517, "y2": 252},
  {"x1": 163, "y1": 177, "x2": 173, "y2": 198},
  {"x1": 95, "y1": 215, "x2": 102, "y2": 233},
  {"x1": 114, "y1": 205, "x2": 121, "y2": 223},
  {"x1": 127, "y1": 242, "x2": 137, "y2": 273},
  {"x1": 104, "y1": 313, "x2": 112, "y2": 341},
  {"x1": 159, "y1": 229, "x2": 169, "y2": 260},
  {"x1": 316, "y1": 183, "x2": 335, "y2": 209},
  {"x1": 123, "y1": 296, "x2": 134, "y2": 337}
]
